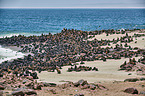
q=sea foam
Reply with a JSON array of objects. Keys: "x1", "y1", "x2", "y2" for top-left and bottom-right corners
[{"x1": 0, "y1": 45, "x2": 25, "y2": 64}]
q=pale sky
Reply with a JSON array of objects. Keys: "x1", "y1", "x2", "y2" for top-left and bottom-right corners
[{"x1": 0, "y1": 0, "x2": 145, "y2": 8}]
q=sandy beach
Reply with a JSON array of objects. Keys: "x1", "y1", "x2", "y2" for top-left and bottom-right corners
[
  {"x1": 0, "y1": 29, "x2": 145, "y2": 96},
  {"x1": 37, "y1": 30, "x2": 145, "y2": 84},
  {"x1": 37, "y1": 58, "x2": 142, "y2": 84}
]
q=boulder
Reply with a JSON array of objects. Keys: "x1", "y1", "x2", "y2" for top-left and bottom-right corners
[
  {"x1": 96, "y1": 84, "x2": 108, "y2": 90},
  {"x1": 124, "y1": 88, "x2": 138, "y2": 94},
  {"x1": 11, "y1": 91, "x2": 25, "y2": 96},
  {"x1": 90, "y1": 84, "x2": 96, "y2": 90},
  {"x1": 124, "y1": 78, "x2": 139, "y2": 82},
  {"x1": 78, "y1": 79, "x2": 88, "y2": 86},
  {"x1": 43, "y1": 82, "x2": 51, "y2": 87},
  {"x1": 81, "y1": 84, "x2": 90, "y2": 89},
  {"x1": 47, "y1": 83, "x2": 57, "y2": 87},
  {"x1": 24, "y1": 89, "x2": 37, "y2": 95},
  {"x1": 14, "y1": 87, "x2": 27, "y2": 91},
  {"x1": 13, "y1": 87, "x2": 37, "y2": 95},
  {"x1": 73, "y1": 82, "x2": 80, "y2": 87}
]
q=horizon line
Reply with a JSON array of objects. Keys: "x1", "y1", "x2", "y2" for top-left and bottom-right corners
[{"x1": 0, "y1": 7, "x2": 145, "y2": 9}]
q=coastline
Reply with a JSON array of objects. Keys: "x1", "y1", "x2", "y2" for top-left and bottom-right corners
[
  {"x1": 0, "y1": 45, "x2": 25, "y2": 63},
  {"x1": 0, "y1": 29, "x2": 145, "y2": 96}
]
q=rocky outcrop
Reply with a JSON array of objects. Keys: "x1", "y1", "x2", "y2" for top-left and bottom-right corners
[{"x1": 124, "y1": 88, "x2": 138, "y2": 94}]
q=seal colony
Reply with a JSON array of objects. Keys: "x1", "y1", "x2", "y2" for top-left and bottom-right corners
[
  {"x1": 0, "y1": 28, "x2": 145, "y2": 74},
  {"x1": 0, "y1": 28, "x2": 145, "y2": 95}
]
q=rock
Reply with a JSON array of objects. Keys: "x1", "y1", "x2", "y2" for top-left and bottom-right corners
[
  {"x1": 96, "y1": 84, "x2": 108, "y2": 90},
  {"x1": 81, "y1": 84, "x2": 90, "y2": 89},
  {"x1": 73, "y1": 82, "x2": 80, "y2": 87},
  {"x1": 24, "y1": 89, "x2": 37, "y2": 95},
  {"x1": 14, "y1": 87, "x2": 27, "y2": 91},
  {"x1": 74, "y1": 93, "x2": 84, "y2": 96},
  {"x1": 124, "y1": 88, "x2": 138, "y2": 94},
  {"x1": 74, "y1": 79, "x2": 88, "y2": 87},
  {"x1": 0, "y1": 85, "x2": 4, "y2": 90},
  {"x1": 124, "y1": 78, "x2": 139, "y2": 82},
  {"x1": 11, "y1": 91, "x2": 25, "y2": 96},
  {"x1": 47, "y1": 83, "x2": 57, "y2": 87},
  {"x1": 43, "y1": 82, "x2": 51, "y2": 87},
  {"x1": 43, "y1": 82, "x2": 57, "y2": 87},
  {"x1": 78, "y1": 79, "x2": 88, "y2": 86},
  {"x1": 90, "y1": 85, "x2": 96, "y2": 90},
  {"x1": 12, "y1": 88, "x2": 37, "y2": 95}
]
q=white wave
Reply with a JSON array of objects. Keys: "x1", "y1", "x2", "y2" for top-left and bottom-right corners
[
  {"x1": 0, "y1": 45, "x2": 25, "y2": 63},
  {"x1": 0, "y1": 32, "x2": 37, "y2": 38},
  {"x1": 0, "y1": 33, "x2": 20, "y2": 38}
]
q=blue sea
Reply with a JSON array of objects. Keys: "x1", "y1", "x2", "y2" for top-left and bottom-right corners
[{"x1": 0, "y1": 9, "x2": 145, "y2": 62}]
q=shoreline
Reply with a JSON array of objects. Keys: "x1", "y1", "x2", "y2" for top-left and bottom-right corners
[
  {"x1": 0, "y1": 45, "x2": 25, "y2": 63},
  {"x1": 0, "y1": 28, "x2": 145, "y2": 96}
]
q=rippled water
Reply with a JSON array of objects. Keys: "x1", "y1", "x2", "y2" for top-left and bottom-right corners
[{"x1": 0, "y1": 9, "x2": 145, "y2": 36}]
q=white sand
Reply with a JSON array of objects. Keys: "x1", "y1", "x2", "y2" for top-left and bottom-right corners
[
  {"x1": 37, "y1": 57, "x2": 143, "y2": 84},
  {"x1": 129, "y1": 37, "x2": 145, "y2": 49},
  {"x1": 88, "y1": 30, "x2": 145, "y2": 41}
]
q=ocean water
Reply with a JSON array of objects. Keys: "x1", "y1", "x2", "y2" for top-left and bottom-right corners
[{"x1": 0, "y1": 9, "x2": 145, "y2": 63}]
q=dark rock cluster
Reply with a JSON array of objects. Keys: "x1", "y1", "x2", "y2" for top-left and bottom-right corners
[
  {"x1": 124, "y1": 77, "x2": 145, "y2": 82},
  {"x1": 124, "y1": 87, "x2": 138, "y2": 94},
  {"x1": 58, "y1": 79, "x2": 108, "y2": 91},
  {"x1": 0, "y1": 72, "x2": 58, "y2": 96}
]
